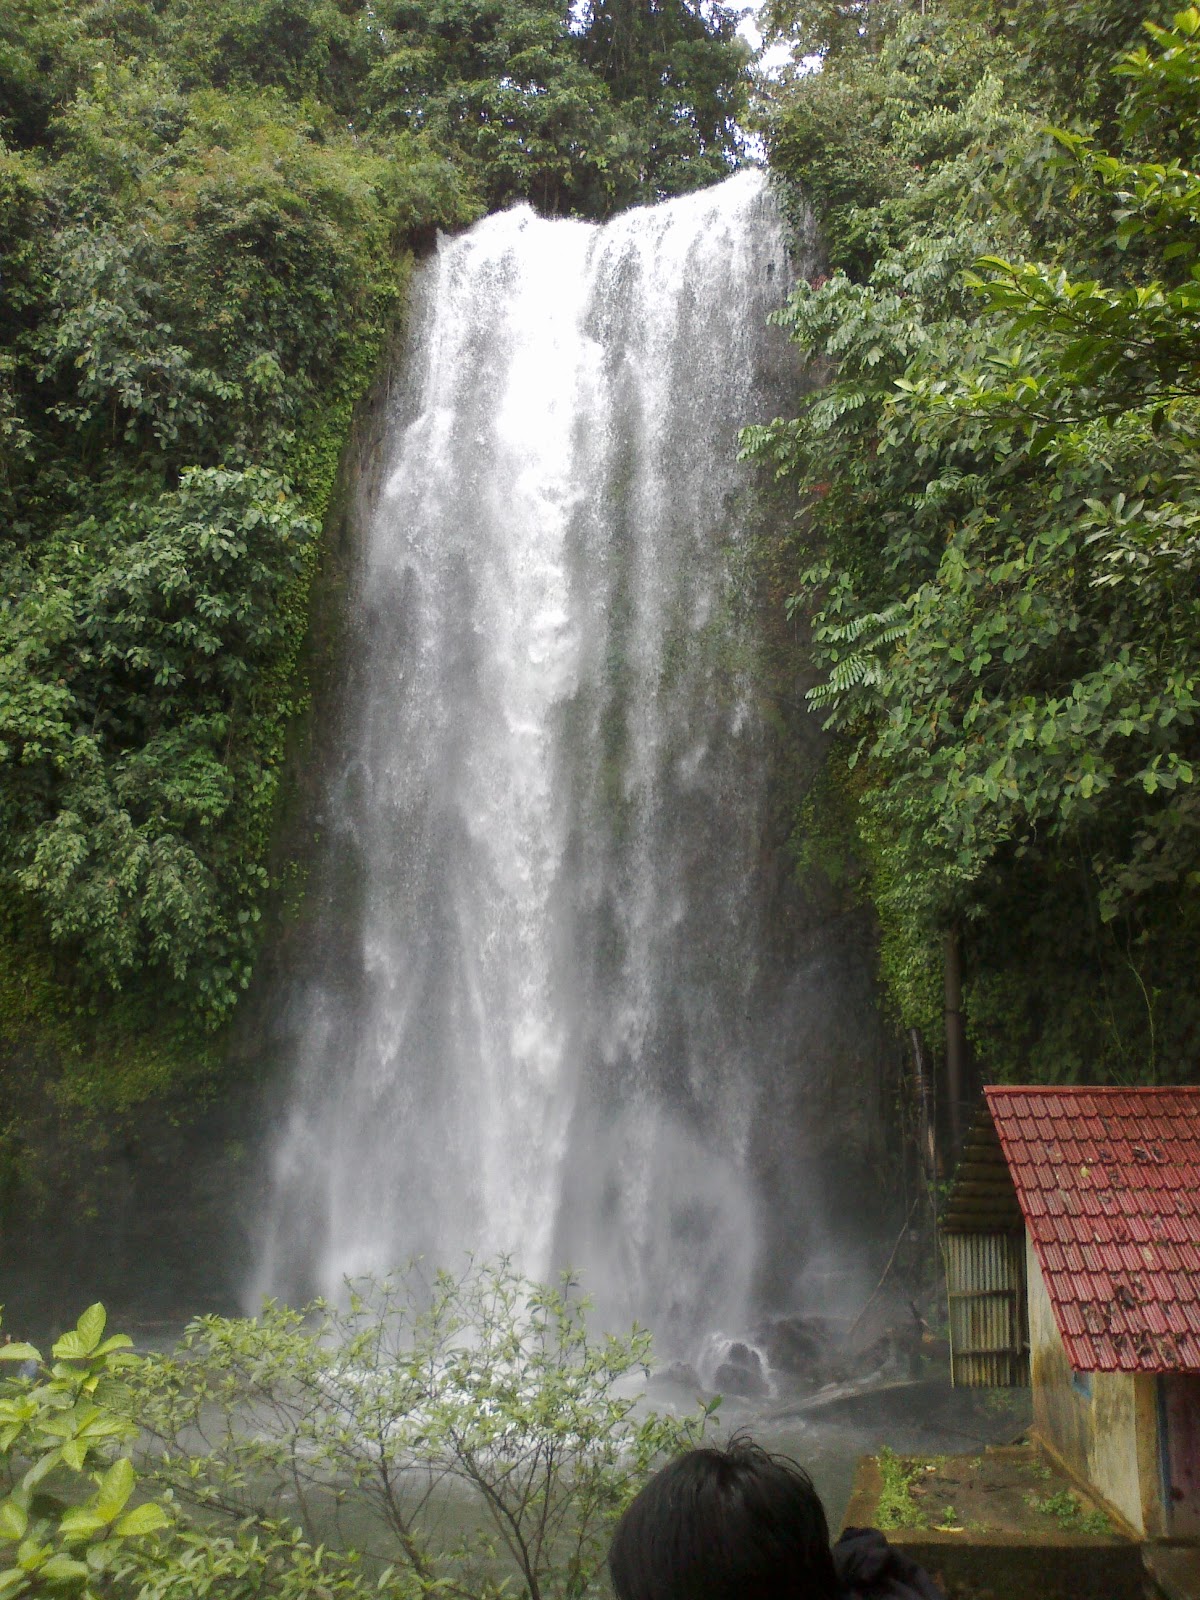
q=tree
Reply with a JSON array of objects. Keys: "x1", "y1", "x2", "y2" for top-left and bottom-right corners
[
  {"x1": 2, "y1": 467, "x2": 317, "y2": 1014},
  {"x1": 749, "y1": 5, "x2": 1200, "y2": 1085},
  {"x1": 578, "y1": 0, "x2": 748, "y2": 200},
  {"x1": 129, "y1": 1261, "x2": 713, "y2": 1600},
  {"x1": 157, "y1": 0, "x2": 376, "y2": 113},
  {"x1": 758, "y1": 0, "x2": 908, "y2": 61},
  {"x1": 4, "y1": 1272, "x2": 710, "y2": 1600},
  {"x1": 365, "y1": 0, "x2": 626, "y2": 214},
  {"x1": 0, "y1": 38, "x2": 472, "y2": 1117},
  {"x1": 0, "y1": 1303, "x2": 478, "y2": 1600}
]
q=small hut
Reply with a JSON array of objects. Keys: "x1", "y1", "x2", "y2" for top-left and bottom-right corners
[{"x1": 942, "y1": 1085, "x2": 1200, "y2": 1539}]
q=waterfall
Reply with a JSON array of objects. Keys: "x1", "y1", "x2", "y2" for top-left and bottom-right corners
[{"x1": 254, "y1": 171, "x2": 832, "y2": 1348}]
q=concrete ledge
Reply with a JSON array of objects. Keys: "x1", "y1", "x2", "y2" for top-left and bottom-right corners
[{"x1": 884, "y1": 1531, "x2": 1144, "y2": 1600}]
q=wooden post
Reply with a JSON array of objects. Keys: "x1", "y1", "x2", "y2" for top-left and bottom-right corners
[
  {"x1": 910, "y1": 1026, "x2": 936, "y2": 1181},
  {"x1": 945, "y1": 927, "x2": 966, "y2": 1158}
]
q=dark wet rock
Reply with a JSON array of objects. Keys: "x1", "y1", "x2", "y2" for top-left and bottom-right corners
[
  {"x1": 763, "y1": 1317, "x2": 825, "y2": 1373},
  {"x1": 759, "y1": 1308, "x2": 941, "y2": 1391},
  {"x1": 714, "y1": 1341, "x2": 769, "y2": 1398},
  {"x1": 854, "y1": 1333, "x2": 893, "y2": 1373},
  {"x1": 760, "y1": 1315, "x2": 844, "y2": 1382}
]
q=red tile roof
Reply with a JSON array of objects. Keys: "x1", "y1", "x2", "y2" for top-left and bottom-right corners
[{"x1": 985, "y1": 1086, "x2": 1200, "y2": 1374}]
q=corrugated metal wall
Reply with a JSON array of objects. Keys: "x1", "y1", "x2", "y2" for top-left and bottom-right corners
[{"x1": 945, "y1": 1231, "x2": 1029, "y2": 1387}]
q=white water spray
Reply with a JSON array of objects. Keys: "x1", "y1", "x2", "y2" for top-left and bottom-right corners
[{"x1": 254, "y1": 173, "x2": 816, "y2": 1348}]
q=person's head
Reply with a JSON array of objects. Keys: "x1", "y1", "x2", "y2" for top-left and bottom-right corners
[{"x1": 607, "y1": 1437, "x2": 839, "y2": 1600}]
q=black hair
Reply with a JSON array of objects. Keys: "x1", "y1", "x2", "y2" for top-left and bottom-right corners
[{"x1": 607, "y1": 1436, "x2": 840, "y2": 1600}]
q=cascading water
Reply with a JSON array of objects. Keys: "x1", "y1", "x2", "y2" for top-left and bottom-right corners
[{"x1": 254, "y1": 171, "x2": 843, "y2": 1352}]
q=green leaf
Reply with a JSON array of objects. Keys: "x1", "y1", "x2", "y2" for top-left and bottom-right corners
[
  {"x1": 21, "y1": 1450, "x2": 62, "y2": 1494},
  {"x1": 36, "y1": 1555, "x2": 90, "y2": 1581},
  {"x1": 112, "y1": 1502, "x2": 169, "y2": 1537},
  {"x1": 0, "y1": 1346, "x2": 40, "y2": 1365},
  {"x1": 0, "y1": 1502, "x2": 28, "y2": 1542},
  {"x1": 92, "y1": 1456, "x2": 135, "y2": 1521},
  {"x1": 92, "y1": 1336, "x2": 133, "y2": 1358},
  {"x1": 51, "y1": 1332, "x2": 90, "y2": 1362},
  {"x1": 76, "y1": 1305, "x2": 106, "y2": 1355},
  {"x1": 58, "y1": 1506, "x2": 110, "y2": 1540}
]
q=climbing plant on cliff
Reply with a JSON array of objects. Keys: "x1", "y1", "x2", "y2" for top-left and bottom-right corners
[{"x1": 756, "y1": 2, "x2": 1200, "y2": 1085}]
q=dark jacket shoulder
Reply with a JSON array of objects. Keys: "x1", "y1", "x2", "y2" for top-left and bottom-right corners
[{"x1": 833, "y1": 1526, "x2": 946, "y2": 1600}]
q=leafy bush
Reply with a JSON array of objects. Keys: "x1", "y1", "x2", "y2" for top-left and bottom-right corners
[
  {"x1": 130, "y1": 1261, "x2": 712, "y2": 1600},
  {"x1": 0, "y1": 1304, "x2": 168, "y2": 1599},
  {"x1": 2, "y1": 1268, "x2": 710, "y2": 1600},
  {"x1": 2, "y1": 468, "x2": 316, "y2": 1013},
  {"x1": 873, "y1": 1446, "x2": 927, "y2": 1531}
]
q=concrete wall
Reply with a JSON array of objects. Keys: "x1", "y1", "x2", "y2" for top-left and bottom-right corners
[{"x1": 1027, "y1": 1239, "x2": 1164, "y2": 1536}]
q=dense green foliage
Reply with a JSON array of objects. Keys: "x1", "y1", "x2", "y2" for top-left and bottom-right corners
[
  {"x1": 0, "y1": 0, "x2": 749, "y2": 1158},
  {"x1": 365, "y1": 0, "x2": 748, "y2": 214},
  {"x1": 755, "y1": 0, "x2": 1199, "y2": 1085},
  {"x1": 2, "y1": 1268, "x2": 708, "y2": 1600}
]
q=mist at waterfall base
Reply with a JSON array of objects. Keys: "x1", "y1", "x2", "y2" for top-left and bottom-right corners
[{"x1": 253, "y1": 171, "x2": 886, "y2": 1371}]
